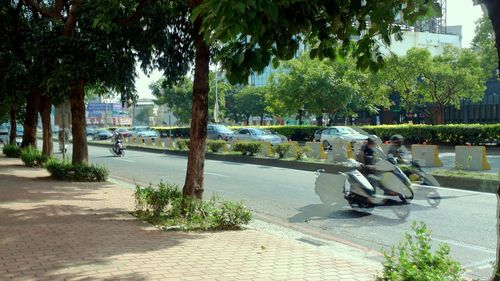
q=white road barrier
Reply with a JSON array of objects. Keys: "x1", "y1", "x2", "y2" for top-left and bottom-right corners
[
  {"x1": 305, "y1": 142, "x2": 327, "y2": 159},
  {"x1": 328, "y1": 138, "x2": 352, "y2": 162},
  {"x1": 411, "y1": 144, "x2": 443, "y2": 167},
  {"x1": 455, "y1": 145, "x2": 491, "y2": 171}
]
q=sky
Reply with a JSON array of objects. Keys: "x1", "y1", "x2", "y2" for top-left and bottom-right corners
[{"x1": 134, "y1": 0, "x2": 485, "y2": 100}]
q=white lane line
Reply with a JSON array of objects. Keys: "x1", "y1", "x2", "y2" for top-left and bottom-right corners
[
  {"x1": 182, "y1": 169, "x2": 230, "y2": 178},
  {"x1": 205, "y1": 172, "x2": 230, "y2": 178},
  {"x1": 432, "y1": 237, "x2": 496, "y2": 254},
  {"x1": 463, "y1": 259, "x2": 495, "y2": 269},
  {"x1": 412, "y1": 183, "x2": 496, "y2": 195},
  {"x1": 115, "y1": 158, "x2": 136, "y2": 163}
]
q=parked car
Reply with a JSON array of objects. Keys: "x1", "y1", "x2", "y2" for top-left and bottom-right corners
[
  {"x1": 135, "y1": 128, "x2": 159, "y2": 139},
  {"x1": 16, "y1": 126, "x2": 24, "y2": 138},
  {"x1": 130, "y1": 126, "x2": 150, "y2": 136},
  {"x1": 314, "y1": 128, "x2": 327, "y2": 142},
  {"x1": 92, "y1": 129, "x2": 113, "y2": 140},
  {"x1": 115, "y1": 128, "x2": 131, "y2": 138},
  {"x1": 230, "y1": 128, "x2": 284, "y2": 145},
  {"x1": 207, "y1": 124, "x2": 234, "y2": 140},
  {"x1": 320, "y1": 126, "x2": 368, "y2": 148},
  {"x1": 0, "y1": 124, "x2": 9, "y2": 144},
  {"x1": 86, "y1": 127, "x2": 96, "y2": 136}
]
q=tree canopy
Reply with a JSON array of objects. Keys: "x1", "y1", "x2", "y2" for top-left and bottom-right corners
[{"x1": 378, "y1": 47, "x2": 486, "y2": 124}]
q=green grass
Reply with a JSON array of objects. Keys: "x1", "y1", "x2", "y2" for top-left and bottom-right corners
[{"x1": 432, "y1": 169, "x2": 499, "y2": 181}]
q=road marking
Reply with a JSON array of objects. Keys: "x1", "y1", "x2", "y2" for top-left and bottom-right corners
[
  {"x1": 463, "y1": 259, "x2": 494, "y2": 269},
  {"x1": 205, "y1": 172, "x2": 230, "y2": 178},
  {"x1": 432, "y1": 237, "x2": 495, "y2": 254},
  {"x1": 412, "y1": 183, "x2": 496, "y2": 196},
  {"x1": 115, "y1": 158, "x2": 136, "y2": 163}
]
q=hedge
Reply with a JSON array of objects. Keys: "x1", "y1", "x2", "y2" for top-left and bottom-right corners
[{"x1": 362, "y1": 124, "x2": 500, "y2": 145}]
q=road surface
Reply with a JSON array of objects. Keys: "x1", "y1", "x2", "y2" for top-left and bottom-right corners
[{"x1": 82, "y1": 145, "x2": 497, "y2": 280}]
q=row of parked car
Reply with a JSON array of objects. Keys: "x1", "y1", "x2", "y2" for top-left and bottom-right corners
[{"x1": 89, "y1": 124, "x2": 368, "y2": 147}]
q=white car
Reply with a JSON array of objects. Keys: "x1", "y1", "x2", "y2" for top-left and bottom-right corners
[
  {"x1": 230, "y1": 128, "x2": 284, "y2": 145},
  {"x1": 320, "y1": 126, "x2": 368, "y2": 148}
]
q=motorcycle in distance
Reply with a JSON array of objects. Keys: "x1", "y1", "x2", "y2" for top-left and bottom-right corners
[
  {"x1": 110, "y1": 134, "x2": 125, "y2": 157},
  {"x1": 315, "y1": 157, "x2": 414, "y2": 220}
]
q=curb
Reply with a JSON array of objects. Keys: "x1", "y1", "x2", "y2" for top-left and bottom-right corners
[{"x1": 432, "y1": 175, "x2": 499, "y2": 194}]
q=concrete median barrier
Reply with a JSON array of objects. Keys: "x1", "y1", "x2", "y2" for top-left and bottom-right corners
[
  {"x1": 305, "y1": 142, "x2": 327, "y2": 159},
  {"x1": 327, "y1": 138, "x2": 352, "y2": 162},
  {"x1": 455, "y1": 146, "x2": 491, "y2": 171},
  {"x1": 411, "y1": 144, "x2": 443, "y2": 167}
]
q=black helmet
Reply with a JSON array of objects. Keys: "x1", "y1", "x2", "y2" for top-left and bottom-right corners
[
  {"x1": 390, "y1": 134, "x2": 404, "y2": 142},
  {"x1": 366, "y1": 137, "x2": 376, "y2": 145}
]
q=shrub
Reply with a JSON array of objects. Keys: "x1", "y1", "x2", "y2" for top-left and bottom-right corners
[
  {"x1": 46, "y1": 159, "x2": 109, "y2": 182},
  {"x1": 133, "y1": 182, "x2": 252, "y2": 230},
  {"x1": 294, "y1": 145, "x2": 312, "y2": 160},
  {"x1": 232, "y1": 141, "x2": 262, "y2": 156},
  {"x1": 207, "y1": 140, "x2": 227, "y2": 153},
  {"x1": 2, "y1": 144, "x2": 21, "y2": 158},
  {"x1": 377, "y1": 221, "x2": 463, "y2": 281},
  {"x1": 20, "y1": 147, "x2": 53, "y2": 167},
  {"x1": 175, "y1": 139, "x2": 190, "y2": 150},
  {"x1": 212, "y1": 200, "x2": 252, "y2": 229},
  {"x1": 273, "y1": 143, "x2": 295, "y2": 159}
]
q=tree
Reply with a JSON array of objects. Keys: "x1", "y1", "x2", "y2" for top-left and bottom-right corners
[
  {"x1": 150, "y1": 72, "x2": 227, "y2": 125},
  {"x1": 180, "y1": 0, "x2": 441, "y2": 199},
  {"x1": 267, "y1": 55, "x2": 389, "y2": 125},
  {"x1": 135, "y1": 107, "x2": 154, "y2": 125},
  {"x1": 233, "y1": 86, "x2": 268, "y2": 125},
  {"x1": 379, "y1": 47, "x2": 486, "y2": 124},
  {"x1": 472, "y1": 15, "x2": 498, "y2": 77}
]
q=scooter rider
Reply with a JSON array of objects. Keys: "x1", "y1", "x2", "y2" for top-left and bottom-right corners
[
  {"x1": 357, "y1": 137, "x2": 377, "y2": 165},
  {"x1": 387, "y1": 134, "x2": 408, "y2": 164},
  {"x1": 112, "y1": 131, "x2": 123, "y2": 151}
]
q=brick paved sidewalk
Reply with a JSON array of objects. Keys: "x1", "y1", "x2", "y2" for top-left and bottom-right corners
[{"x1": 0, "y1": 156, "x2": 380, "y2": 281}]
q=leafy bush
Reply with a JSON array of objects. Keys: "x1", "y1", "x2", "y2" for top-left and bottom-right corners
[
  {"x1": 207, "y1": 140, "x2": 227, "y2": 153},
  {"x1": 2, "y1": 144, "x2": 21, "y2": 158},
  {"x1": 362, "y1": 124, "x2": 500, "y2": 145},
  {"x1": 377, "y1": 221, "x2": 463, "y2": 281},
  {"x1": 294, "y1": 145, "x2": 312, "y2": 160},
  {"x1": 20, "y1": 147, "x2": 53, "y2": 167},
  {"x1": 212, "y1": 200, "x2": 252, "y2": 229},
  {"x1": 273, "y1": 143, "x2": 295, "y2": 159},
  {"x1": 232, "y1": 141, "x2": 262, "y2": 156},
  {"x1": 175, "y1": 139, "x2": 190, "y2": 150},
  {"x1": 45, "y1": 159, "x2": 109, "y2": 182},
  {"x1": 133, "y1": 182, "x2": 252, "y2": 230}
]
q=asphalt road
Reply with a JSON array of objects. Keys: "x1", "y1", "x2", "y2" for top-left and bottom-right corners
[{"x1": 83, "y1": 145, "x2": 496, "y2": 280}]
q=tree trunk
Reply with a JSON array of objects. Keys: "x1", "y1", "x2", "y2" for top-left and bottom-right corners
[
  {"x1": 9, "y1": 107, "x2": 17, "y2": 145},
  {"x1": 260, "y1": 113, "x2": 264, "y2": 125},
  {"x1": 429, "y1": 106, "x2": 445, "y2": 125},
  {"x1": 69, "y1": 80, "x2": 88, "y2": 164},
  {"x1": 21, "y1": 87, "x2": 41, "y2": 148},
  {"x1": 316, "y1": 115, "x2": 323, "y2": 126},
  {"x1": 483, "y1": 1, "x2": 500, "y2": 78},
  {"x1": 40, "y1": 95, "x2": 53, "y2": 156},
  {"x1": 483, "y1": 3, "x2": 500, "y2": 280},
  {"x1": 182, "y1": 16, "x2": 210, "y2": 199}
]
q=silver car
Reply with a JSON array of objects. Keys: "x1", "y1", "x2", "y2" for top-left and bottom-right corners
[
  {"x1": 230, "y1": 128, "x2": 284, "y2": 145},
  {"x1": 320, "y1": 126, "x2": 368, "y2": 148},
  {"x1": 207, "y1": 124, "x2": 234, "y2": 140}
]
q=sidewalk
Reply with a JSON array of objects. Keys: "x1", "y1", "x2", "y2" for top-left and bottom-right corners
[{"x1": 0, "y1": 156, "x2": 380, "y2": 281}]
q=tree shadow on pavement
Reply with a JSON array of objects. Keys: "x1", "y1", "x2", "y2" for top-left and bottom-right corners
[{"x1": 0, "y1": 165, "x2": 205, "y2": 280}]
